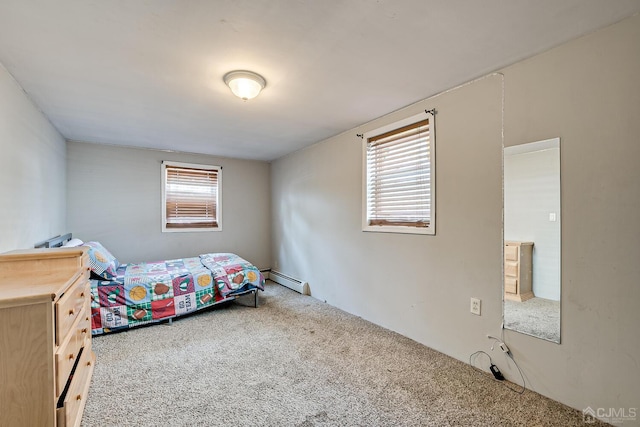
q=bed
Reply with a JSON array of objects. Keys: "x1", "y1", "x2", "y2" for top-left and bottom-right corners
[{"x1": 38, "y1": 234, "x2": 265, "y2": 335}]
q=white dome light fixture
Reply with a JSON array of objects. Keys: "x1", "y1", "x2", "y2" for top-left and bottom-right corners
[{"x1": 223, "y1": 70, "x2": 266, "y2": 101}]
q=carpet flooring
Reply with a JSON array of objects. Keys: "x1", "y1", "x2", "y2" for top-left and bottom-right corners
[
  {"x1": 82, "y1": 281, "x2": 602, "y2": 426},
  {"x1": 504, "y1": 297, "x2": 560, "y2": 343}
]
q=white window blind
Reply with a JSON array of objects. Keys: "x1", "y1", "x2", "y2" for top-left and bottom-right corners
[
  {"x1": 365, "y1": 117, "x2": 433, "y2": 232},
  {"x1": 163, "y1": 163, "x2": 220, "y2": 230}
]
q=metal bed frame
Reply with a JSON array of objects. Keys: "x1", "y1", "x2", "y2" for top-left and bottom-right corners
[{"x1": 34, "y1": 233, "x2": 73, "y2": 248}]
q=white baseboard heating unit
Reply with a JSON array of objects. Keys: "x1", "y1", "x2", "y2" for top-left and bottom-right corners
[{"x1": 269, "y1": 270, "x2": 310, "y2": 295}]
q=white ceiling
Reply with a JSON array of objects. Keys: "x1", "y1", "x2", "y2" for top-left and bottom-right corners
[{"x1": 1, "y1": 1, "x2": 639, "y2": 161}]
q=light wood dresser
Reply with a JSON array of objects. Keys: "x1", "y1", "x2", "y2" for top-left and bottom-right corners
[
  {"x1": 0, "y1": 247, "x2": 95, "y2": 427},
  {"x1": 504, "y1": 241, "x2": 534, "y2": 302}
]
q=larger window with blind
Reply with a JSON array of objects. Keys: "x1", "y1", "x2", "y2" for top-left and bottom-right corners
[
  {"x1": 362, "y1": 112, "x2": 435, "y2": 235},
  {"x1": 162, "y1": 161, "x2": 221, "y2": 232}
]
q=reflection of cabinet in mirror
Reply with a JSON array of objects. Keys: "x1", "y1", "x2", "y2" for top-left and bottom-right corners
[{"x1": 504, "y1": 241, "x2": 534, "y2": 302}]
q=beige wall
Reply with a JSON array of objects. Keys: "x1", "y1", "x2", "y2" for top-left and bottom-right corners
[
  {"x1": 67, "y1": 141, "x2": 271, "y2": 269},
  {"x1": 271, "y1": 14, "x2": 640, "y2": 414},
  {"x1": 501, "y1": 13, "x2": 640, "y2": 413},
  {"x1": 272, "y1": 73, "x2": 505, "y2": 385},
  {"x1": 0, "y1": 63, "x2": 67, "y2": 252}
]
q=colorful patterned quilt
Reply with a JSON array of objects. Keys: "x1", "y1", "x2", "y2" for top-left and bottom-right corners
[{"x1": 90, "y1": 253, "x2": 264, "y2": 335}]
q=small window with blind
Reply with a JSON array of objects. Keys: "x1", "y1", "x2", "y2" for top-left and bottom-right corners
[
  {"x1": 162, "y1": 161, "x2": 222, "y2": 232},
  {"x1": 362, "y1": 112, "x2": 435, "y2": 235}
]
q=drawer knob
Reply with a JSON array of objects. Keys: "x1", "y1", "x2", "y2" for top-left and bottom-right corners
[
  {"x1": 80, "y1": 292, "x2": 85, "y2": 297},
  {"x1": 87, "y1": 361, "x2": 92, "y2": 367},
  {"x1": 76, "y1": 395, "x2": 82, "y2": 401},
  {"x1": 68, "y1": 309, "x2": 75, "y2": 316},
  {"x1": 81, "y1": 328, "x2": 88, "y2": 334},
  {"x1": 68, "y1": 354, "x2": 74, "y2": 360}
]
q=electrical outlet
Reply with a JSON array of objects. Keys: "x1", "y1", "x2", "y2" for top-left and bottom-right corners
[{"x1": 470, "y1": 297, "x2": 481, "y2": 315}]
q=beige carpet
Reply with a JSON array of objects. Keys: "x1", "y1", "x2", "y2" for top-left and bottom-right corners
[
  {"x1": 504, "y1": 297, "x2": 561, "y2": 343},
  {"x1": 82, "y1": 281, "x2": 604, "y2": 426}
]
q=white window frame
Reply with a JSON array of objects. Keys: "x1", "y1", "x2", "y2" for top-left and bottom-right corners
[
  {"x1": 161, "y1": 161, "x2": 222, "y2": 233},
  {"x1": 362, "y1": 112, "x2": 436, "y2": 235}
]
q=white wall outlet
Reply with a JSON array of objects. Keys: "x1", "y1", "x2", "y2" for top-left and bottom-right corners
[{"x1": 470, "y1": 297, "x2": 481, "y2": 315}]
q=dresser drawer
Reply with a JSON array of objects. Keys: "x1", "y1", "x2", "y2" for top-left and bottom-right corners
[
  {"x1": 505, "y1": 245, "x2": 519, "y2": 261},
  {"x1": 505, "y1": 277, "x2": 518, "y2": 294},
  {"x1": 76, "y1": 298, "x2": 91, "y2": 347},
  {"x1": 55, "y1": 321, "x2": 80, "y2": 397},
  {"x1": 504, "y1": 262, "x2": 518, "y2": 277},
  {"x1": 56, "y1": 348, "x2": 95, "y2": 427},
  {"x1": 55, "y1": 305, "x2": 90, "y2": 396},
  {"x1": 56, "y1": 273, "x2": 89, "y2": 345}
]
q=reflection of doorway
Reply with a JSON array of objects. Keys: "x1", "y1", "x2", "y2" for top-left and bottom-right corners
[{"x1": 504, "y1": 141, "x2": 560, "y2": 301}]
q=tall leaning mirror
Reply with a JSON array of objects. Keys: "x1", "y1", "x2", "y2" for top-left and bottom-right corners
[{"x1": 503, "y1": 138, "x2": 561, "y2": 343}]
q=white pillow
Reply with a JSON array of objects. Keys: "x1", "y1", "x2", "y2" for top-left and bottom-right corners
[{"x1": 63, "y1": 238, "x2": 84, "y2": 247}]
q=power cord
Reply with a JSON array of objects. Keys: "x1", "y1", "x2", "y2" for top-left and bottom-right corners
[
  {"x1": 486, "y1": 335, "x2": 526, "y2": 394},
  {"x1": 468, "y1": 348, "x2": 526, "y2": 395},
  {"x1": 469, "y1": 350, "x2": 493, "y2": 373},
  {"x1": 503, "y1": 351, "x2": 526, "y2": 394}
]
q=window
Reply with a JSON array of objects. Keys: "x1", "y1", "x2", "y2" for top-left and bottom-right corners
[
  {"x1": 162, "y1": 161, "x2": 221, "y2": 232},
  {"x1": 362, "y1": 112, "x2": 435, "y2": 235}
]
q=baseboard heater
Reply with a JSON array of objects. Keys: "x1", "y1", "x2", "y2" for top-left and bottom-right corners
[{"x1": 269, "y1": 270, "x2": 309, "y2": 295}]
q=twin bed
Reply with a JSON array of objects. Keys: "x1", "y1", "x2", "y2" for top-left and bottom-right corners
[{"x1": 39, "y1": 234, "x2": 265, "y2": 335}]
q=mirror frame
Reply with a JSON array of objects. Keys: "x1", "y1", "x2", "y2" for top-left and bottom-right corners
[{"x1": 503, "y1": 137, "x2": 561, "y2": 343}]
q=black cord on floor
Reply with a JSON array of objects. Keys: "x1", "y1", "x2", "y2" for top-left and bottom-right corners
[{"x1": 469, "y1": 349, "x2": 526, "y2": 394}]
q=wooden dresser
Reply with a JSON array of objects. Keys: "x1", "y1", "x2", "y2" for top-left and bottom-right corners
[
  {"x1": 0, "y1": 247, "x2": 95, "y2": 427},
  {"x1": 504, "y1": 241, "x2": 534, "y2": 302}
]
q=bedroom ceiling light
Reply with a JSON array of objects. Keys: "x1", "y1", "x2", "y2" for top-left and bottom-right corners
[{"x1": 223, "y1": 70, "x2": 266, "y2": 100}]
